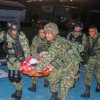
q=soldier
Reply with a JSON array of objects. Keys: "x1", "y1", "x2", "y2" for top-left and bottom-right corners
[
  {"x1": 28, "y1": 22, "x2": 84, "y2": 100},
  {"x1": 0, "y1": 20, "x2": 30, "y2": 100},
  {"x1": 81, "y1": 25, "x2": 100, "y2": 98},
  {"x1": 66, "y1": 22, "x2": 87, "y2": 82},
  {"x1": 28, "y1": 25, "x2": 50, "y2": 92},
  {"x1": 67, "y1": 22, "x2": 87, "y2": 49}
]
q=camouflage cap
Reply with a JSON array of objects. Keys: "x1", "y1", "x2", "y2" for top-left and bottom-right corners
[{"x1": 44, "y1": 23, "x2": 59, "y2": 35}]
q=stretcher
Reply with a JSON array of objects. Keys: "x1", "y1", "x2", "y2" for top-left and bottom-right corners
[{"x1": 19, "y1": 56, "x2": 53, "y2": 77}]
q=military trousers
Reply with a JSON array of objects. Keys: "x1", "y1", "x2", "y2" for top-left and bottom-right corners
[
  {"x1": 46, "y1": 65, "x2": 78, "y2": 100},
  {"x1": 32, "y1": 77, "x2": 38, "y2": 84},
  {"x1": 7, "y1": 57, "x2": 23, "y2": 90},
  {"x1": 32, "y1": 77, "x2": 47, "y2": 85},
  {"x1": 85, "y1": 56, "x2": 100, "y2": 86}
]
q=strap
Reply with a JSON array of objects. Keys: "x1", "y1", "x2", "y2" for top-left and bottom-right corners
[
  {"x1": 69, "y1": 32, "x2": 83, "y2": 44},
  {"x1": 3, "y1": 31, "x2": 7, "y2": 42},
  {"x1": 92, "y1": 34, "x2": 100, "y2": 48},
  {"x1": 4, "y1": 31, "x2": 24, "y2": 63}
]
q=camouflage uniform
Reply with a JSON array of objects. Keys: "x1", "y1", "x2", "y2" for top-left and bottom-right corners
[
  {"x1": 67, "y1": 31, "x2": 87, "y2": 81},
  {"x1": 85, "y1": 34, "x2": 100, "y2": 86},
  {"x1": 30, "y1": 34, "x2": 50, "y2": 84},
  {"x1": 81, "y1": 26, "x2": 100, "y2": 98},
  {"x1": 67, "y1": 31, "x2": 87, "y2": 47},
  {"x1": 34, "y1": 23, "x2": 84, "y2": 100},
  {"x1": 0, "y1": 31, "x2": 30, "y2": 90}
]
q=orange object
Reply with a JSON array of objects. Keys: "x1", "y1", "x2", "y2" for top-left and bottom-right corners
[
  {"x1": 22, "y1": 69, "x2": 52, "y2": 77},
  {"x1": 19, "y1": 56, "x2": 53, "y2": 77}
]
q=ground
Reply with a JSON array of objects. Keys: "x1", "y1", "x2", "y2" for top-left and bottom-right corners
[{"x1": 0, "y1": 62, "x2": 100, "y2": 100}]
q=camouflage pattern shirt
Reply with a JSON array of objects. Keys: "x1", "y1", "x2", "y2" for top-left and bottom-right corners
[
  {"x1": 88, "y1": 33, "x2": 100, "y2": 55},
  {"x1": 34, "y1": 35, "x2": 84, "y2": 74},
  {"x1": 30, "y1": 34, "x2": 50, "y2": 58},
  {"x1": 0, "y1": 31, "x2": 30, "y2": 59},
  {"x1": 67, "y1": 31, "x2": 87, "y2": 47}
]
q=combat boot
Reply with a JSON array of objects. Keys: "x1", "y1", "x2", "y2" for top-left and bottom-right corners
[
  {"x1": 96, "y1": 83, "x2": 100, "y2": 92},
  {"x1": 11, "y1": 90, "x2": 18, "y2": 98},
  {"x1": 11, "y1": 90, "x2": 22, "y2": 100},
  {"x1": 50, "y1": 91, "x2": 59, "y2": 100},
  {"x1": 81, "y1": 86, "x2": 90, "y2": 98},
  {"x1": 28, "y1": 84, "x2": 36, "y2": 92},
  {"x1": 44, "y1": 79, "x2": 49, "y2": 87}
]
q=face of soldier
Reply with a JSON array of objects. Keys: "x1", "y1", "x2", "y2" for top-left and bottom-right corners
[
  {"x1": 10, "y1": 30, "x2": 17, "y2": 35},
  {"x1": 39, "y1": 29, "x2": 46, "y2": 39},
  {"x1": 74, "y1": 27, "x2": 82, "y2": 33},
  {"x1": 46, "y1": 33, "x2": 55, "y2": 41},
  {"x1": 89, "y1": 28, "x2": 97, "y2": 39}
]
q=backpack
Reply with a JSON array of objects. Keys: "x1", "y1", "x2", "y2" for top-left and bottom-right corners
[{"x1": 54, "y1": 36, "x2": 84, "y2": 68}]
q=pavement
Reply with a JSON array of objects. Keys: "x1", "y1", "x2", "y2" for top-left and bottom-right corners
[{"x1": 0, "y1": 63, "x2": 100, "y2": 100}]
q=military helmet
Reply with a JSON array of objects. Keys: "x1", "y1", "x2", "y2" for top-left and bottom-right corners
[
  {"x1": 75, "y1": 22, "x2": 83, "y2": 28},
  {"x1": 7, "y1": 20, "x2": 20, "y2": 31},
  {"x1": 44, "y1": 23, "x2": 59, "y2": 35}
]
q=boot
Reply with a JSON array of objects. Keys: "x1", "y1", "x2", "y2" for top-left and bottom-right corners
[
  {"x1": 11, "y1": 90, "x2": 17, "y2": 98},
  {"x1": 11, "y1": 90, "x2": 22, "y2": 100},
  {"x1": 81, "y1": 86, "x2": 90, "y2": 98},
  {"x1": 15, "y1": 90, "x2": 22, "y2": 100},
  {"x1": 50, "y1": 92, "x2": 59, "y2": 100},
  {"x1": 44, "y1": 79, "x2": 49, "y2": 87},
  {"x1": 28, "y1": 84, "x2": 36, "y2": 92},
  {"x1": 96, "y1": 83, "x2": 100, "y2": 92}
]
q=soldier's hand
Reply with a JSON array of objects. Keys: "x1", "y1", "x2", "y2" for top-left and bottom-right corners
[{"x1": 28, "y1": 70, "x2": 36, "y2": 76}]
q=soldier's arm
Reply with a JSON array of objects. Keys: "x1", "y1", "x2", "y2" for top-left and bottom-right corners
[
  {"x1": 30, "y1": 36, "x2": 39, "y2": 58},
  {"x1": 82, "y1": 34, "x2": 87, "y2": 47},
  {"x1": 34, "y1": 41, "x2": 62, "y2": 72},
  {"x1": 0, "y1": 31, "x2": 4, "y2": 43},
  {"x1": 19, "y1": 32, "x2": 30, "y2": 59}
]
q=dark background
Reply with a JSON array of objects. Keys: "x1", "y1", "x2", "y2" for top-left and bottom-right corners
[{"x1": 0, "y1": 0, "x2": 100, "y2": 59}]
